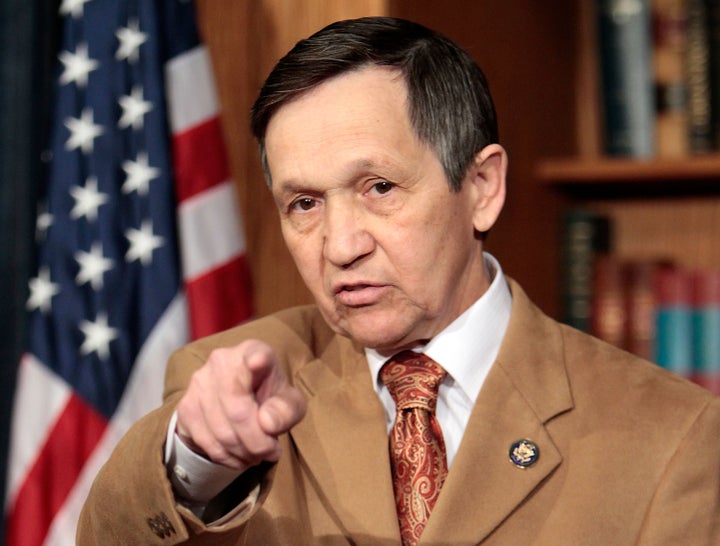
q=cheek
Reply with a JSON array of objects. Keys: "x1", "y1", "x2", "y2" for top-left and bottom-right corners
[
  {"x1": 394, "y1": 218, "x2": 474, "y2": 285},
  {"x1": 386, "y1": 230, "x2": 447, "y2": 287},
  {"x1": 283, "y1": 231, "x2": 323, "y2": 286}
]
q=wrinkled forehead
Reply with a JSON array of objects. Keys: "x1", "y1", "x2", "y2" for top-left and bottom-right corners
[{"x1": 265, "y1": 66, "x2": 412, "y2": 152}]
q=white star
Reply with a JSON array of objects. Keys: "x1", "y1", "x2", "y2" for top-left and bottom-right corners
[
  {"x1": 59, "y1": 0, "x2": 92, "y2": 19},
  {"x1": 116, "y1": 18, "x2": 147, "y2": 63},
  {"x1": 79, "y1": 312, "x2": 118, "y2": 361},
  {"x1": 75, "y1": 242, "x2": 114, "y2": 290},
  {"x1": 65, "y1": 107, "x2": 104, "y2": 154},
  {"x1": 125, "y1": 220, "x2": 164, "y2": 266},
  {"x1": 70, "y1": 176, "x2": 108, "y2": 222},
  {"x1": 121, "y1": 152, "x2": 159, "y2": 195},
  {"x1": 36, "y1": 206, "x2": 53, "y2": 242},
  {"x1": 118, "y1": 85, "x2": 153, "y2": 130},
  {"x1": 58, "y1": 43, "x2": 99, "y2": 88},
  {"x1": 27, "y1": 266, "x2": 61, "y2": 313}
]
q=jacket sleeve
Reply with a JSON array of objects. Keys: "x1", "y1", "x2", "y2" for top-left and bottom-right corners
[
  {"x1": 636, "y1": 395, "x2": 720, "y2": 545},
  {"x1": 76, "y1": 348, "x2": 274, "y2": 546}
]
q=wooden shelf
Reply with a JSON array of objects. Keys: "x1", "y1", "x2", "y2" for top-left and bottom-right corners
[{"x1": 536, "y1": 155, "x2": 720, "y2": 185}]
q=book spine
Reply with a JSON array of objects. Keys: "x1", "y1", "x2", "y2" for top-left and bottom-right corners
[
  {"x1": 691, "y1": 269, "x2": 720, "y2": 393},
  {"x1": 654, "y1": 267, "x2": 694, "y2": 378},
  {"x1": 561, "y1": 210, "x2": 612, "y2": 332},
  {"x1": 686, "y1": 0, "x2": 713, "y2": 152},
  {"x1": 597, "y1": 0, "x2": 656, "y2": 156},
  {"x1": 624, "y1": 261, "x2": 668, "y2": 360},
  {"x1": 652, "y1": 0, "x2": 690, "y2": 157}
]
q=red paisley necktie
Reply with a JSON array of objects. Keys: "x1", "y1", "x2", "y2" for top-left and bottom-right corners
[{"x1": 380, "y1": 351, "x2": 448, "y2": 546}]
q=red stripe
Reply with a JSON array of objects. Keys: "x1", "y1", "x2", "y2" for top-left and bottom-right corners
[
  {"x1": 186, "y1": 255, "x2": 254, "y2": 339},
  {"x1": 6, "y1": 394, "x2": 107, "y2": 546},
  {"x1": 172, "y1": 116, "x2": 230, "y2": 202}
]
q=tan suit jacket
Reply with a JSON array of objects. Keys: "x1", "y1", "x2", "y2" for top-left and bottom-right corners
[{"x1": 78, "y1": 279, "x2": 720, "y2": 545}]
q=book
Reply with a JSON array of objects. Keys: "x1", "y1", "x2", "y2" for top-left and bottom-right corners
[
  {"x1": 597, "y1": 0, "x2": 656, "y2": 156},
  {"x1": 691, "y1": 269, "x2": 720, "y2": 393},
  {"x1": 561, "y1": 210, "x2": 612, "y2": 333},
  {"x1": 686, "y1": 0, "x2": 713, "y2": 152},
  {"x1": 623, "y1": 260, "x2": 671, "y2": 360},
  {"x1": 652, "y1": 0, "x2": 690, "y2": 157},
  {"x1": 653, "y1": 266, "x2": 694, "y2": 379}
]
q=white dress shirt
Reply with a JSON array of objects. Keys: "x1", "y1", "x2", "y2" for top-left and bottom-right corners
[{"x1": 165, "y1": 252, "x2": 512, "y2": 504}]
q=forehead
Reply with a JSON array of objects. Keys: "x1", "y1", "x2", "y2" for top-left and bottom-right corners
[
  {"x1": 269, "y1": 65, "x2": 409, "y2": 126},
  {"x1": 264, "y1": 67, "x2": 421, "y2": 182}
]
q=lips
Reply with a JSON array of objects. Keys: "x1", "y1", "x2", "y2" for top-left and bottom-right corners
[
  {"x1": 333, "y1": 282, "x2": 387, "y2": 306},
  {"x1": 333, "y1": 281, "x2": 377, "y2": 295},
  {"x1": 339, "y1": 284, "x2": 369, "y2": 292}
]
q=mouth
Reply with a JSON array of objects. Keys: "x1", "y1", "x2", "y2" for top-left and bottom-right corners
[
  {"x1": 333, "y1": 282, "x2": 387, "y2": 307},
  {"x1": 336, "y1": 283, "x2": 371, "y2": 293}
]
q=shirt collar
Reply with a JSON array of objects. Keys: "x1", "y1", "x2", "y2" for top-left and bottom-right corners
[{"x1": 365, "y1": 252, "x2": 512, "y2": 403}]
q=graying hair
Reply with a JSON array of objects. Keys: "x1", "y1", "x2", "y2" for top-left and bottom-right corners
[{"x1": 250, "y1": 16, "x2": 498, "y2": 192}]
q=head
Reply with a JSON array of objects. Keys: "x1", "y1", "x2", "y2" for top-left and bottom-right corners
[
  {"x1": 252, "y1": 17, "x2": 507, "y2": 354},
  {"x1": 251, "y1": 16, "x2": 498, "y2": 192}
]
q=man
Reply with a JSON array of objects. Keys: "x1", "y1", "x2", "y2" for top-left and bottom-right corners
[{"x1": 78, "y1": 17, "x2": 720, "y2": 545}]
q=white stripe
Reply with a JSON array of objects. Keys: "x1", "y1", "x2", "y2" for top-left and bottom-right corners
[
  {"x1": 178, "y1": 181, "x2": 245, "y2": 280},
  {"x1": 5, "y1": 354, "x2": 71, "y2": 508},
  {"x1": 44, "y1": 293, "x2": 189, "y2": 546},
  {"x1": 165, "y1": 45, "x2": 219, "y2": 133}
]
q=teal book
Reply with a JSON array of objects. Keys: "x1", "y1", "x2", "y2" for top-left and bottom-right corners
[
  {"x1": 654, "y1": 267, "x2": 693, "y2": 379},
  {"x1": 691, "y1": 270, "x2": 720, "y2": 394}
]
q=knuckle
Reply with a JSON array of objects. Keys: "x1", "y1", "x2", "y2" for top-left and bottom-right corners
[{"x1": 225, "y1": 399, "x2": 254, "y2": 423}]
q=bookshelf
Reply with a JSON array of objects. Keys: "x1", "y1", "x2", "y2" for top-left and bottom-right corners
[
  {"x1": 532, "y1": 2, "x2": 720, "y2": 389},
  {"x1": 535, "y1": 0, "x2": 720, "y2": 275}
]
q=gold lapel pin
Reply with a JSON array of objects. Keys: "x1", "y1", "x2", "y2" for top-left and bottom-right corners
[{"x1": 509, "y1": 438, "x2": 539, "y2": 468}]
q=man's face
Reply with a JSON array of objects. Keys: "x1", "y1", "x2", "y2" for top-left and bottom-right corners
[{"x1": 265, "y1": 66, "x2": 496, "y2": 354}]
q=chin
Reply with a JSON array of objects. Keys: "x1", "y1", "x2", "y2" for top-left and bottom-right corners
[
  {"x1": 341, "y1": 321, "x2": 415, "y2": 353},
  {"x1": 320, "y1": 303, "x2": 424, "y2": 350}
]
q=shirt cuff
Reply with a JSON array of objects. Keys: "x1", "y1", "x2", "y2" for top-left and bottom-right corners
[{"x1": 165, "y1": 411, "x2": 244, "y2": 503}]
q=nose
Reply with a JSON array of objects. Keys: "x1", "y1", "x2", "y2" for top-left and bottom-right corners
[{"x1": 323, "y1": 197, "x2": 374, "y2": 268}]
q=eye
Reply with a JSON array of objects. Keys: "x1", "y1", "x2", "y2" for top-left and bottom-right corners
[
  {"x1": 371, "y1": 180, "x2": 395, "y2": 195},
  {"x1": 290, "y1": 197, "x2": 317, "y2": 212}
]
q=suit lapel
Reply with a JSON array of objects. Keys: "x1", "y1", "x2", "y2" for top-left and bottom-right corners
[
  {"x1": 422, "y1": 280, "x2": 574, "y2": 544},
  {"x1": 290, "y1": 336, "x2": 400, "y2": 543}
]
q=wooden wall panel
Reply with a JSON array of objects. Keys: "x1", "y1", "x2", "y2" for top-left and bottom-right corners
[{"x1": 194, "y1": 1, "x2": 386, "y2": 316}]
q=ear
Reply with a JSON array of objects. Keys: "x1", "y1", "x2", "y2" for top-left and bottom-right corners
[{"x1": 466, "y1": 143, "x2": 507, "y2": 233}]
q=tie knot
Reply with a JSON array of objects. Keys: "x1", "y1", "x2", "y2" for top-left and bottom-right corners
[{"x1": 380, "y1": 351, "x2": 446, "y2": 412}]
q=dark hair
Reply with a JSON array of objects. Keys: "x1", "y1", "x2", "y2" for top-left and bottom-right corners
[{"x1": 250, "y1": 16, "x2": 498, "y2": 191}]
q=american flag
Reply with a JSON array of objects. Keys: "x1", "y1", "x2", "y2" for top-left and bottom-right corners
[{"x1": 4, "y1": 1, "x2": 253, "y2": 544}]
